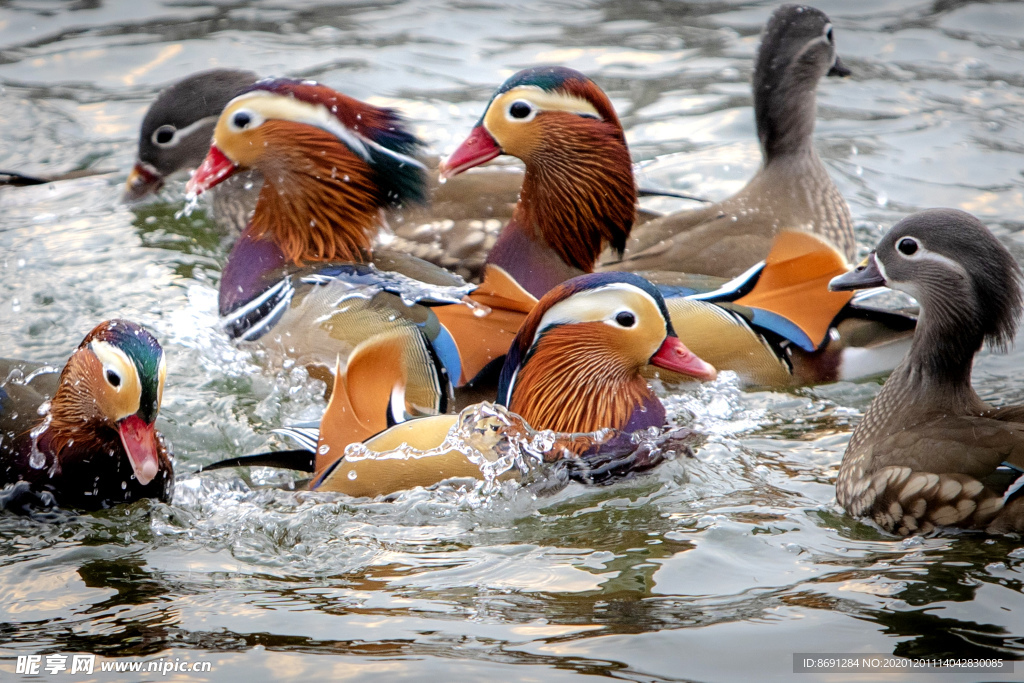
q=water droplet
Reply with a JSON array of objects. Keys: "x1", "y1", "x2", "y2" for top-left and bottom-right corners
[
  {"x1": 347, "y1": 470, "x2": 357, "y2": 480},
  {"x1": 318, "y1": 444, "x2": 330, "y2": 455}
]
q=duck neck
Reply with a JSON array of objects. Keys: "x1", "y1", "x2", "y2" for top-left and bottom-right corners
[
  {"x1": 248, "y1": 126, "x2": 381, "y2": 266},
  {"x1": 507, "y1": 325, "x2": 661, "y2": 434},
  {"x1": 486, "y1": 216, "x2": 585, "y2": 299},
  {"x1": 219, "y1": 226, "x2": 287, "y2": 316},
  {"x1": 852, "y1": 307, "x2": 987, "y2": 450},
  {"x1": 755, "y1": 71, "x2": 819, "y2": 163},
  {"x1": 488, "y1": 123, "x2": 635, "y2": 298}
]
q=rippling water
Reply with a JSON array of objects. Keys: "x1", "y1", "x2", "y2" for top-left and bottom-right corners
[{"x1": 2, "y1": 1, "x2": 1024, "y2": 680}]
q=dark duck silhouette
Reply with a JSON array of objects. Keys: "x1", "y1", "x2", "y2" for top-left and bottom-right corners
[
  {"x1": 0, "y1": 320, "x2": 172, "y2": 510},
  {"x1": 830, "y1": 209, "x2": 1024, "y2": 535}
]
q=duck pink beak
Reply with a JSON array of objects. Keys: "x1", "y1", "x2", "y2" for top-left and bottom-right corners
[
  {"x1": 186, "y1": 144, "x2": 237, "y2": 196},
  {"x1": 117, "y1": 414, "x2": 160, "y2": 486},
  {"x1": 439, "y1": 125, "x2": 501, "y2": 180},
  {"x1": 650, "y1": 336, "x2": 717, "y2": 382}
]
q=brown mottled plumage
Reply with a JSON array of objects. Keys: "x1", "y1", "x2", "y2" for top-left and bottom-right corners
[{"x1": 830, "y1": 209, "x2": 1024, "y2": 535}]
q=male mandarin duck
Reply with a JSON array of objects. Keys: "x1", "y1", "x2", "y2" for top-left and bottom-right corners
[
  {"x1": 0, "y1": 320, "x2": 172, "y2": 510},
  {"x1": 207, "y1": 273, "x2": 716, "y2": 497},
  {"x1": 829, "y1": 209, "x2": 1024, "y2": 535},
  {"x1": 604, "y1": 3, "x2": 855, "y2": 277},
  {"x1": 123, "y1": 69, "x2": 524, "y2": 278},
  {"x1": 186, "y1": 77, "x2": 472, "y2": 421},
  {"x1": 438, "y1": 66, "x2": 914, "y2": 388}
]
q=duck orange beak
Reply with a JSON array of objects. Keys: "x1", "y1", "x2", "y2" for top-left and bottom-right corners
[
  {"x1": 117, "y1": 414, "x2": 160, "y2": 486},
  {"x1": 439, "y1": 125, "x2": 501, "y2": 180},
  {"x1": 186, "y1": 144, "x2": 237, "y2": 196},
  {"x1": 122, "y1": 162, "x2": 163, "y2": 202},
  {"x1": 650, "y1": 336, "x2": 717, "y2": 382}
]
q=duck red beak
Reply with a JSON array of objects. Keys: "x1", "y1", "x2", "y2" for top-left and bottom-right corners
[
  {"x1": 439, "y1": 125, "x2": 501, "y2": 180},
  {"x1": 117, "y1": 414, "x2": 160, "y2": 486},
  {"x1": 186, "y1": 144, "x2": 237, "y2": 196},
  {"x1": 650, "y1": 336, "x2": 717, "y2": 382},
  {"x1": 122, "y1": 162, "x2": 163, "y2": 202}
]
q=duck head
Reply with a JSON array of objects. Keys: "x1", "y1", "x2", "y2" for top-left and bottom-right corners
[
  {"x1": 755, "y1": 4, "x2": 849, "y2": 161},
  {"x1": 497, "y1": 272, "x2": 716, "y2": 435},
  {"x1": 124, "y1": 69, "x2": 259, "y2": 202},
  {"x1": 47, "y1": 320, "x2": 167, "y2": 486},
  {"x1": 831, "y1": 208, "x2": 1023, "y2": 379},
  {"x1": 440, "y1": 67, "x2": 636, "y2": 291},
  {"x1": 187, "y1": 78, "x2": 427, "y2": 265}
]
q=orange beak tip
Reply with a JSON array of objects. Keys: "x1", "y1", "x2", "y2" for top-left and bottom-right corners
[
  {"x1": 650, "y1": 337, "x2": 717, "y2": 382},
  {"x1": 117, "y1": 414, "x2": 161, "y2": 486}
]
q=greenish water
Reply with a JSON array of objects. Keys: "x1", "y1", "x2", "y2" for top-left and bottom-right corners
[{"x1": 1, "y1": 1, "x2": 1024, "y2": 681}]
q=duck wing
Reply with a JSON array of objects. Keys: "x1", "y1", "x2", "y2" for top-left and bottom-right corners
[{"x1": 840, "y1": 415, "x2": 1024, "y2": 534}]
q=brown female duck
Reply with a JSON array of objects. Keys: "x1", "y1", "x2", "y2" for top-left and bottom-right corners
[
  {"x1": 830, "y1": 209, "x2": 1024, "y2": 535},
  {"x1": 0, "y1": 320, "x2": 172, "y2": 510},
  {"x1": 606, "y1": 3, "x2": 855, "y2": 277}
]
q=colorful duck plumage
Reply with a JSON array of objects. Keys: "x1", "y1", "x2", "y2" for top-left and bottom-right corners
[
  {"x1": 830, "y1": 209, "x2": 1024, "y2": 535},
  {"x1": 605, "y1": 4, "x2": 855, "y2": 277},
  {"x1": 0, "y1": 320, "x2": 172, "y2": 510},
  {"x1": 188, "y1": 78, "x2": 475, "y2": 427},
  {"x1": 438, "y1": 66, "x2": 914, "y2": 388},
  {"x1": 304, "y1": 273, "x2": 716, "y2": 496}
]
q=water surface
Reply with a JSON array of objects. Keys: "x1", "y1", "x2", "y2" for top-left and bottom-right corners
[{"x1": 1, "y1": 1, "x2": 1024, "y2": 681}]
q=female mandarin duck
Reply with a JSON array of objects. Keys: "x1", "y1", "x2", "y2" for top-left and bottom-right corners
[
  {"x1": 829, "y1": 209, "x2": 1024, "y2": 535},
  {"x1": 209, "y1": 273, "x2": 716, "y2": 497},
  {"x1": 605, "y1": 3, "x2": 855, "y2": 277},
  {"x1": 438, "y1": 66, "x2": 914, "y2": 388},
  {"x1": 0, "y1": 321, "x2": 172, "y2": 510},
  {"x1": 187, "y1": 77, "x2": 472, "y2": 421}
]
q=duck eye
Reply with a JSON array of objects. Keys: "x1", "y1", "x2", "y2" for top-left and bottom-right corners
[
  {"x1": 826, "y1": 27, "x2": 834, "y2": 43},
  {"x1": 232, "y1": 111, "x2": 252, "y2": 129},
  {"x1": 615, "y1": 311, "x2": 636, "y2": 328},
  {"x1": 106, "y1": 370, "x2": 122, "y2": 388},
  {"x1": 152, "y1": 125, "x2": 176, "y2": 146},
  {"x1": 508, "y1": 100, "x2": 533, "y2": 120},
  {"x1": 897, "y1": 238, "x2": 919, "y2": 256}
]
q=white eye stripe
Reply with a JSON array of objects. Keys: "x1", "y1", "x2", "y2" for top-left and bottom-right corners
[
  {"x1": 497, "y1": 86, "x2": 602, "y2": 120},
  {"x1": 151, "y1": 115, "x2": 219, "y2": 147},
  {"x1": 90, "y1": 341, "x2": 135, "y2": 391},
  {"x1": 227, "y1": 108, "x2": 265, "y2": 132},
  {"x1": 533, "y1": 283, "x2": 661, "y2": 344},
  {"x1": 224, "y1": 91, "x2": 426, "y2": 170}
]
